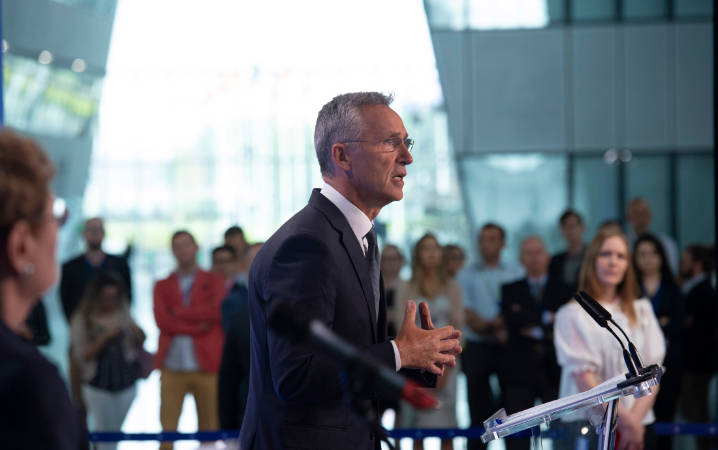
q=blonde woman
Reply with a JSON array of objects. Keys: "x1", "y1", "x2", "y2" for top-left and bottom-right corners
[
  {"x1": 398, "y1": 233, "x2": 464, "y2": 450},
  {"x1": 71, "y1": 270, "x2": 145, "y2": 450},
  {"x1": 554, "y1": 229, "x2": 665, "y2": 450}
]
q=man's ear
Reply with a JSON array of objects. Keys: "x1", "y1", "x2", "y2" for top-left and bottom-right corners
[
  {"x1": 5, "y1": 221, "x2": 33, "y2": 275},
  {"x1": 330, "y1": 143, "x2": 352, "y2": 172}
]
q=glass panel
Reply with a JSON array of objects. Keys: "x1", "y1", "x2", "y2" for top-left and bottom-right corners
[
  {"x1": 546, "y1": 0, "x2": 567, "y2": 22},
  {"x1": 572, "y1": 155, "x2": 619, "y2": 239},
  {"x1": 425, "y1": 0, "x2": 562, "y2": 29},
  {"x1": 49, "y1": 0, "x2": 117, "y2": 16},
  {"x1": 623, "y1": 0, "x2": 668, "y2": 19},
  {"x1": 677, "y1": 153, "x2": 715, "y2": 249},
  {"x1": 459, "y1": 153, "x2": 567, "y2": 260},
  {"x1": 424, "y1": 0, "x2": 468, "y2": 29},
  {"x1": 675, "y1": 0, "x2": 713, "y2": 17},
  {"x1": 625, "y1": 154, "x2": 672, "y2": 237},
  {"x1": 572, "y1": 0, "x2": 616, "y2": 20},
  {"x1": 2, "y1": 53, "x2": 103, "y2": 137},
  {"x1": 468, "y1": 0, "x2": 550, "y2": 29}
]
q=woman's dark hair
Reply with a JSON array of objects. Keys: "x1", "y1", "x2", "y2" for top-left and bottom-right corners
[
  {"x1": 633, "y1": 232, "x2": 676, "y2": 288},
  {"x1": 73, "y1": 270, "x2": 129, "y2": 325}
]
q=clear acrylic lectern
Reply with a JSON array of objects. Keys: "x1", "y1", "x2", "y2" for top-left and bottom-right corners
[{"x1": 481, "y1": 365, "x2": 662, "y2": 450}]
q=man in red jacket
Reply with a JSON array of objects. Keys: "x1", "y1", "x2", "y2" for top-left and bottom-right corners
[{"x1": 153, "y1": 230, "x2": 225, "y2": 449}]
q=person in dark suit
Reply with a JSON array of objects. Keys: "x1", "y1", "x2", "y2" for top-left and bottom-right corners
[
  {"x1": 60, "y1": 218, "x2": 133, "y2": 321},
  {"x1": 545, "y1": 209, "x2": 585, "y2": 307},
  {"x1": 0, "y1": 129, "x2": 88, "y2": 450},
  {"x1": 239, "y1": 92, "x2": 462, "y2": 450},
  {"x1": 678, "y1": 244, "x2": 717, "y2": 450},
  {"x1": 217, "y1": 277, "x2": 251, "y2": 430},
  {"x1": 500, "y1": 236, "x2": 566, "y2": 450},
  {"x1": 633, "y1": 233, "x2": 684, "y2": 450}
]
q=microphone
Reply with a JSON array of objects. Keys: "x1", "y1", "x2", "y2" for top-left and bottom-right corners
[
  {"x1": 578, "y1": 291, "x2": 646, "y2": 373},
  {"x1": 573, "y1": 293, "x2": 638, "y2": 377},
  {"x1": 267, "y1": 301, "x2": 438, "y2": 410}
]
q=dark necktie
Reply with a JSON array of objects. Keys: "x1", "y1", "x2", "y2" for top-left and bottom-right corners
[{"x1": 365, "y1": 228, "x2": 380, "y2": 324}]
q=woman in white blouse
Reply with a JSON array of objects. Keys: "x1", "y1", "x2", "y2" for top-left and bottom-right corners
[{"x1": 554, "y1": 228, "x2": 665, "y2": 450}]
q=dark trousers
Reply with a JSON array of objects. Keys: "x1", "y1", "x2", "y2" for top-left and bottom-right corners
[
  {"x1": 679, "y1": 371, "x2": 715, "y2": 450},
  {"x1": 463, "y1": 340, "x2": 502, "y2": 450},
  {"x1": 500, "y1": 339, "x2": 560, "y2": 450},
  {"x1": 653, "y1": 350, "x2": 683, "y2": 450}
]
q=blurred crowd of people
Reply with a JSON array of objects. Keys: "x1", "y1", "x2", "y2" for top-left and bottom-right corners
[
  {"x1": 57, "y1": 220, "x2": 261, "y2": 450},
  {"x1": 381, "y1": 204, "x2": 717, "y2": 450},
  {"x1": 2, "y1": 127, "x2": 717, "y2": 450}
]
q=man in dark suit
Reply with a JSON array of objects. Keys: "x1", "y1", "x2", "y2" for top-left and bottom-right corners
[
  {"x1": 545, "y1": 209, "x2": 584, "y2": 306},
  {"x1": 678, "y1": 244, "x2": 717, "y2": 450},
  {"x1": 500, "y1": 236, "x2": 568, "y2": 450},
  {"x1": 239, "y1": 92, "x2": 462, "y2": 450}
]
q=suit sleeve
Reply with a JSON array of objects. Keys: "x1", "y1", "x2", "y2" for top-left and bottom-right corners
[{"x1": 264, "y1": 234, "x2": 396, "y2": 404}]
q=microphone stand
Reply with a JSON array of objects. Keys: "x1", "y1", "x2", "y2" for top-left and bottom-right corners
[{"x1": 338, "y1": 366, "x2": 396, "y2": 450}]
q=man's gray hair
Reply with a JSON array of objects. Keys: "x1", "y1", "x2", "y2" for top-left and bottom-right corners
[{"x1": 314, "y1": 92, "x2": 394, "y2": 176}]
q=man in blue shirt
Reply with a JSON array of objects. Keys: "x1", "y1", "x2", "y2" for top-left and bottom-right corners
[{"x1": 458, "y1": 223, "x2": 523, "y2": 450}]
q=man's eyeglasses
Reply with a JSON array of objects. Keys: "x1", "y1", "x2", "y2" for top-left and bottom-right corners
[{"x1": 340, "y1": 136, "x2": 414, "y2": 153}]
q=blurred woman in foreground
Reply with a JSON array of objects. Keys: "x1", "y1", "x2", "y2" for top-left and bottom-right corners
[
  {"x1": 0, "y1": 128, "x2": 87, "y2": 449},
  {"x1": 554, "y1": 229, "x2": 665, "y2": 450}
]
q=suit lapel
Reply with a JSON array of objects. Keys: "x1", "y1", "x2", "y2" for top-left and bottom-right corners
[{"x1": 309, "y1": 189, "x2": 378, "y2": 341}]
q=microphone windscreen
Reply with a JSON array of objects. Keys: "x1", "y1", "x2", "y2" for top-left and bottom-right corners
[
  {"x1": 578, "y1": 290, "x2": 613, "y2": 320},
  {"x1": 573, "y1": 293, "x2": 608, "y2": 327}
]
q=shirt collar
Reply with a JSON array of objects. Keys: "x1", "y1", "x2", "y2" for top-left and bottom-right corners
[{"x1": 320, "y1": 182, "x2": 373, "y2": 243}]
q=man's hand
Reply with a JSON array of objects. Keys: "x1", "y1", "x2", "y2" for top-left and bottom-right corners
[
  {"x1": 394, "y1": 300, "x2": 462, "y2": 375},
  {"x1": 418, "y1": 301, "x2": 462, "y2": 369}
]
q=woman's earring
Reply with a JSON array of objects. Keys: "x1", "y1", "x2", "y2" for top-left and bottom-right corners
[{"x1": 22, "y1": 262, "x2": 35, "y2": 276}]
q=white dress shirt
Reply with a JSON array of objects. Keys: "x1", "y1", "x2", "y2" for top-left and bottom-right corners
[{"x1": 320, "y1": 182, "x2": 402, "y2": 371}]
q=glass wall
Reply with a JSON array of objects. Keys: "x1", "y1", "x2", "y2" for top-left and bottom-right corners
[
  {"x1": 424, "y1": 0, "x2": 713, "y2": 29},
  {"x1": 460, "y1": 153, "x2": 568, "y2": 261},
  {"x1": 461, "y1": 151, "x2": 714, "y2": 262},
  {"x1": 2, "y1": 53, "x2": 103, "y2": 137}
]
